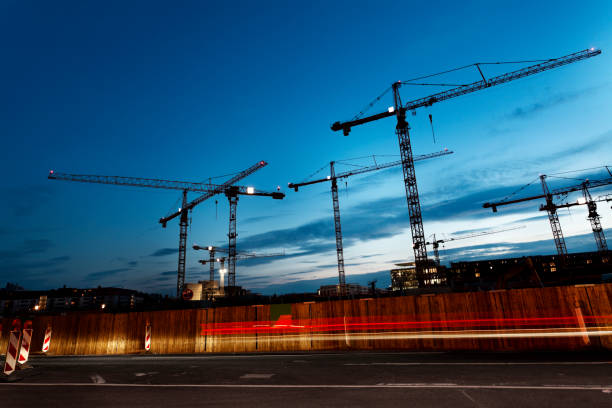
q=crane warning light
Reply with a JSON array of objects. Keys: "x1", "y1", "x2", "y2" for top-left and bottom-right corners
[
  {"x1": 49, "y1": 170, "x2": 54, "y2": 174},
  {"x1": 259, "y1": 161, "x2": 265, "y2": 165},
  {"x1": 247, "y1": 187, "x2": 255, "y2": 194},
  {"x1": 327, "y1": 176, "x2": 331, "y2": 180},
  {"x1": 208, "y1": 246, "x2": 213, "y2": 250},
  {"x1": 388, "y1": 107, "x2": 395, "y2": 113},
  {"x1": 578, "y1": 197, "x2": 587, "y2": 205}
]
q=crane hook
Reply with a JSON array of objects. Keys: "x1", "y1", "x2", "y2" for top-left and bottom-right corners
[{"x1": 429, "y1": 113, "x2": 436, "y2": 144}]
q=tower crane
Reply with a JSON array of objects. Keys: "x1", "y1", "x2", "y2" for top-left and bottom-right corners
[
  {"x1": 288, "y1": 149, "x2": 453, "y2": 291},
  {"x1": 330, "y1": 48, "x2": 601, "y2": 287},
  {"x1": 193, "y1": 244, "x2": 285, "y2": 283},
  {"x1": 48, "y1": 160, "x2": 278, "y2": 295},
  {"x1": 426, "y1": 225, "x2": 525, "y2": 266},
  {"x1": 539, "y1": 181, "x2": 611, "y2": 252},
  {"x1": 483, "y1": 174, "x2": 612, "y2": 258}
]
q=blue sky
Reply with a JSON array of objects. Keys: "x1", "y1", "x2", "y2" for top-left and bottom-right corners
[{"x1": 1, "y1": 1, "x2": 611, "y2": 295}]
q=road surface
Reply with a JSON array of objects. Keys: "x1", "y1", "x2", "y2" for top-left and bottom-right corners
[{"x1": 1, "y1": 351, "x2": 612, "y2": 407}]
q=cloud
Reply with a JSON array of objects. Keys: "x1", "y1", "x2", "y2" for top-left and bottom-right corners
[
  {"x1": 149, "y1": 248, "x2": 179, "y2": 257},
  {"x1": 535, "y1": 130, "x2": 612, "y2": 165},
  {"x1": 22, "y1": 239, "x2": 54, "y2": 254},
  {"x1": 234, "y1": 184, "x2": 527, "y2": 261},
  {"x1": 359, "y1": 253, "x2": 384, "y2": 259},
  {"x1": 0, "y1": 239, "x2": 54, "y2": 265},
  {"x1": 160, "y1": 271, "x2": 176, "y2": 276},
  {"x1": 437, "y1": 229, "x2": 609, "y2": 265},
  {"x1": 86, "y1": 268, "x2": 131, "y2": 280},
  {"x1": 507, "y1": 86, "x2": 603, "y2": 120},
  {"x1": 242, "y1": 214, "x2": 280, "y2": 224},
  {"x1": 0, "y1": 185, "x2": 55, "y2": 217},
  {"x1": 253, "y1": 269, "x2": 392, "y2": 295},
  {"x1": 127, "y1": 260, "x2": 139, "y2": 267},
  {"x1": 233, "y1": 163, "x2": 610, "y2": 272}
]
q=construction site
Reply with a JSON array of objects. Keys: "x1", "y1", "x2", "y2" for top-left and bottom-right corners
[
  {"x1": 4, "y1": 4, "x2": 612, "y2": 406},
  {"x1": 34, "y1": 47, "x2": 610, "y2": 304},
  {"x1": 2, "y1": 44, "x2": 611, "y2": 352}
]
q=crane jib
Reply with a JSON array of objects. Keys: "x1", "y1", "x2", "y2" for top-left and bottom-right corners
[{"x1": 331, "y1": 48, "x2": 601, "y2": 133}]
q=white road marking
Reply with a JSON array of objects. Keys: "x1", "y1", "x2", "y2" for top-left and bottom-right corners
[
  {"x1": 345, "y1": 362, "x2": 612, "y2": 366},
  {"x1": 2, "y1": 383, "x2": 611, "y2": 390},
  {"x1": 89, "y1": 374, "x2": 106, "y2": 384},
  {"x1": 240, "y1": 373, "x2": 275, "y2": 379},
  {"x1": 134, "y1": 373, "x2": 146, "y2": 377}
]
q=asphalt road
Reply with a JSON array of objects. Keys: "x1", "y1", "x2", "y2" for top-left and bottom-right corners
[{"x1": 1, "y1": 351, "x2": 612, "y2": 407}]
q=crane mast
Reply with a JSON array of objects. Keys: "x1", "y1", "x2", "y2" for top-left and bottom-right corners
[
  {"x1": 540, "y1": 175, "x2": 568, "y2": 258},
  {"x1": 393, "y1": 82, "x2": 430, "y2": 286},
  {"x1": 177, "y1": 190, "x2": 189, "y2": 294},
  {"x1": 582, "y1": 183, "x2": 608, "y2": 252},
  {"x1": 227, "y1": 190, "x2": 239, "y2": 287},
  {"x1": 550, "y1": 183, "x2": 609, "y2": 252},
  {"x1": 331, "y1": 48, "x2": 600, "y2": 286},
  {"x1": 330, "y1": 161, "x2": 346, "y2": 292}
]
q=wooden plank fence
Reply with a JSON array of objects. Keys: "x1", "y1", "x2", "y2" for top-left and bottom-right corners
[{"x1": 1, "y1": 284, "x2": 611, "y2": 355}]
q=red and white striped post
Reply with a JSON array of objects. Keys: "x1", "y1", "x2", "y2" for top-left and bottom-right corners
[
  {"x1": 3, "y1": 319, "x2": 22, "y2": 376},
  {"x1": 42, "y1": 325, "x2": 52, "y2": 353},
  {"x1": 18, "y1": 320, "x2": 33, "y2": 365},
  {"x1": 144, "y1": 320, "x2": 151, "y2": 352}
]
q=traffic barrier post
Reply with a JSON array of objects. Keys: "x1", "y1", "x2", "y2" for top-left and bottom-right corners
[
  {"x1": 18, "y1": 320, "x2": 33, "y2": 366},
  {"x1": 3, "y1": 319, "x2": 22, "y2": 376},
  {"x1": 145, "y1": 320, "x2": 151, "y2": 352},
  {"x1": 42, "y1": 325, "x2": 52, "y2": 353}
]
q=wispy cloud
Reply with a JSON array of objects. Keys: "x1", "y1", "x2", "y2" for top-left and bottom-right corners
[
  {"x1": 86, "y1": 268, "x2": 131, "y2": 280},
  {"x1": 160, "y1": 270, "x2": 176, "y2": 276},
  {"x1": 50, "y1": 255, "x2": 70, "y2": 262},
  {"x1": 507, "y1": 85, "x2": 604, "y2": 120},
  {"x1": 149, "y1": 248, "x2": 179, "y2": 257}
]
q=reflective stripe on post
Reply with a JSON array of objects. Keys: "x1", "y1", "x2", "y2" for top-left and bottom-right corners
[
  {"x1": 145, "y1": 321, "x2": 151, "y2": 351},
  {"x1": 42, "y1": 325, "x2": 52, "y2": 353},
  {"x1": 3, "y1": 319, "x2": 22, "y2": 376},
  {"x1": 18, "y1": 321, "x2": 33, "y2": 364}
]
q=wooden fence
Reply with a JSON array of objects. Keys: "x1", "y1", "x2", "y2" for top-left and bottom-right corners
[{"x1": 1, "y1": 284, "x2": 611, "y2": 355}]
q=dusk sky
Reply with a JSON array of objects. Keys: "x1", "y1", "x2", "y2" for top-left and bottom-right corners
[{"x1": 2, "y1": 1, "x2": 611, "y2": 295}]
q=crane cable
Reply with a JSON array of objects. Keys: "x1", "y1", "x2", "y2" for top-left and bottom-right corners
[
  {"x1": 351, "y1": 57, "x2": 553, "y2": 121},
  {"x1": 498, "y1": 177, "x2": 540, "y2": 203}
]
